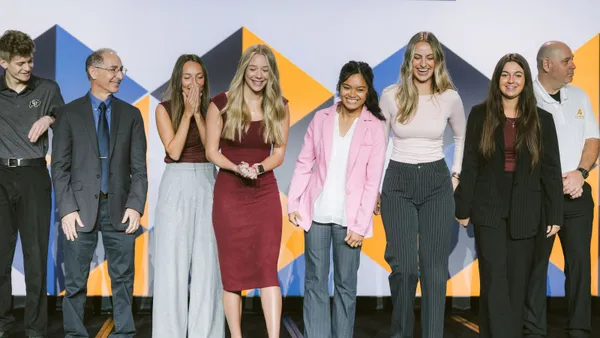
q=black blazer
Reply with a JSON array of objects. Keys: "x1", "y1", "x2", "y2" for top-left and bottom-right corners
[
  {"x1": 51, "y1": 94, "x2": 148, "y2": 232},
  {"x1": 454, "y1": 103, "x2": 563, "y2": 239}
]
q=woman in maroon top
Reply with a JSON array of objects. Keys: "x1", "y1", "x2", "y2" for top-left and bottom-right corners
[
  {"x1": 205, "y1": 44, "x2": 290, "y2": 338},
  {"x1": 152, "y1": 54, "x2": 224, "y2": 338},
  {"x1": 454, "y1": 54, "x2": 563, "y2": 337}
]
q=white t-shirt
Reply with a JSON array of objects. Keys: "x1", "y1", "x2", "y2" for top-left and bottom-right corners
[
  {"x1": 313, "y1": 115, "x2": 358, "y2": 227},
  {"x1": 533, "y1": 77, "x2": 600, "y2": 174}
]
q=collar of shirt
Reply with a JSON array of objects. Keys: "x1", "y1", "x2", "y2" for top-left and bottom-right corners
[
  {"x1": 0, "y1": 72, "x2": 38, "y2": 94},
  {"x1": 534, "y1": 76, "x2": 570, "y2": 104},
  {"x1": 88, "y1": 91, "x2": 113, "y2": 131},
  {"x1": 88, "y1": 91, "x2": 113, "y2": 111}
]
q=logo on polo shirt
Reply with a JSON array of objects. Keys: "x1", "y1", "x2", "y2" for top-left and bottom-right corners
[
  {"x1": 576, "y1": 109, "x2": 584, "y2": 119},
  {"x1": 29, "y1": 99, "x2": 41, "y2": 108}
]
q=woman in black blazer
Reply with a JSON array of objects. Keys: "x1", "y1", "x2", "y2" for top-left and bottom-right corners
[{"x1": 454, "y1": 53, "x2": 563, "y2": 338}]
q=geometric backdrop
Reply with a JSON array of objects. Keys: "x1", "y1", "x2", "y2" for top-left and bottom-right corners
[{"x1": 9, "y1": 24, "x2": 599, "y2": 297}]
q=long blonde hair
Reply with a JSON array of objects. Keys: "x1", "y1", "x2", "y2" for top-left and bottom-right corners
[
  {"x1": 221, "y1": 44, "x2": 286, "y2": 145},
  {"x1": 395, "y1": 31, "x2": 455, "y2": 123}
]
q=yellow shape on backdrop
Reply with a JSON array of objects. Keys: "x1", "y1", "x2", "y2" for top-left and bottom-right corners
[{"x1": 242, "y1": 27, "x2": 332, "y2": 126}]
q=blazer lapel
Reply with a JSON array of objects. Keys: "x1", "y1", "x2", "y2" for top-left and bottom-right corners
[
  {"x1": 81, "y1": 95, "x2": 100, "y2": 157},
  {"x1": 321, "y1": 106, "x2": 336, "y2": 169},
  {"x1": 346, "y1": 107, "x2": 370, "y2": 181},
  {"x1": 109, "y1": 98, "x2": 121, "y2": 158},
  {"x1": 495, "y1": 124, "x2": 505, "y2": 156}
]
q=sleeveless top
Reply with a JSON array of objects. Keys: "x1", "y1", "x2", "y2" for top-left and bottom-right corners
[
  {"x1": 161, "y1": 101, "x2": 208, "y2": 163},
  {"x1": 211, "y1": 92, "x2": 288, "y2": 170}
]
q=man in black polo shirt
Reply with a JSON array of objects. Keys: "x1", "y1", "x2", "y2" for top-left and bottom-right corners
[{"x1": 0, "y1": 30, "x2": 64, "y2": 338}]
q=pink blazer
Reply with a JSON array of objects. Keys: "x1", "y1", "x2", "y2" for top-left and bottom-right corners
[{"x1": 286, "y1": 103, "x2": 386, "y2": 238}]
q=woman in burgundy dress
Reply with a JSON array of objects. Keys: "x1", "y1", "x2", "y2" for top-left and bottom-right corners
[{"x1": 205, "y1": 44, "x2": 290, "y2": 338}]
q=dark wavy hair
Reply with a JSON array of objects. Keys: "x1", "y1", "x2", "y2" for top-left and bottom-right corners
[
  {"x1": 480, "y1": 53, "x2": 540, "y2": 169},
  {"x1": 162, "y1": 54, "x2": 210, "y2": 132},
  {"x1": 336, "y1": 61, "x2": 385, "y2": 121}
]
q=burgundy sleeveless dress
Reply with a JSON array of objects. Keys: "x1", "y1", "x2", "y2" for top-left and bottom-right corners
[{"x1": 212, "y1": 92, "x2": 283, "y2": 291}]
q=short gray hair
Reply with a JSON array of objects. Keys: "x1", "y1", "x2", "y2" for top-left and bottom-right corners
[{"x1": 85, "y1": 48, "x2": 117, "y2": 80}]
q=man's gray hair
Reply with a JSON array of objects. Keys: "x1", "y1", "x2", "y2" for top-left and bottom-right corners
[{"x1": 85, "y1": 48, "x2": 117, "y2": 80}]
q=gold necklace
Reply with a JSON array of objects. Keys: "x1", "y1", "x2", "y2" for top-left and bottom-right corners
[{"x1": 507, "y1": 118, "x2": 516, "y2": 128}]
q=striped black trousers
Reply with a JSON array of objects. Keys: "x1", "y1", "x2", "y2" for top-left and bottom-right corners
[{"x1": 380, "y1": 159, "x2": 454, "y2": 338}]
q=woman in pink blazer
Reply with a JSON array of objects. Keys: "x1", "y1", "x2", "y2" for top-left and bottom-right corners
[{"x1": 287, "y1": 61, "x2": 386, "y2": 338}]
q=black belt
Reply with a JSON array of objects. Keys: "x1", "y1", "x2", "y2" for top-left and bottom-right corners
[{"x1": 0, "y1": 157, "x2": 46, "y2": 168}]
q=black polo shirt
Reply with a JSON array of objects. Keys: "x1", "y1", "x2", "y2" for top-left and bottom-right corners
[{"x1": 0, "y1": 73, "x2": 64, "y2": 159}]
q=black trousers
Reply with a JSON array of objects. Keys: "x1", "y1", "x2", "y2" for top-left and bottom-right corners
[
  {"x1": 381, "y1": 159, "x2": 454, "y2": 338},
  {"x1": 0, "y1": 166, "x2": 52, "y2": 336},
  {"x1": 524, "y1": 182, "x2": 594, "y2": 338},
  {"x1": 474, "y1": 172, "x2": 537, "y2": 338},
  {"x1": 62, "y1": 198, "x2": 136, "y2": 338},
  {"x1": 0, "y1": 166, "x2": 52, "y2": 337}
]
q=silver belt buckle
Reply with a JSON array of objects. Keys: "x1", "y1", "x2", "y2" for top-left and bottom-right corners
[{"x1": 7, "y1": 158, "x2": 19, "y2": 167}]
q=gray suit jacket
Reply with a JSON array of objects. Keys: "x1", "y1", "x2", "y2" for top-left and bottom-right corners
[{"x1": 51, "y1": 94, "x2": 148, "y2": 232}]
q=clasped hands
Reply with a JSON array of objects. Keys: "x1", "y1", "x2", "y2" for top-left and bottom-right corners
[
  {"x1": 183, "y1": 82, "x2": 204, "y2": 121},
  {"x1": 234, "y1": 161, "x2": 261, "y2": 179},
  {"x1": 563, "y1": 170, "x2": 584, "y2": 199}
]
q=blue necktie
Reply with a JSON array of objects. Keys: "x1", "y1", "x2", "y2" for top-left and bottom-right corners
[{"x1": 97, "y1": 102, "x2": 109, "y2": 194}]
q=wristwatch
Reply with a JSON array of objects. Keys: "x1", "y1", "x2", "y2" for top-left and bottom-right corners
[
  {"x1": 257, "y1": 164, "x2": 265, "y2": 175},
  {"x1": 577, "y1": 167, "x2": 589, "y2": 179}
]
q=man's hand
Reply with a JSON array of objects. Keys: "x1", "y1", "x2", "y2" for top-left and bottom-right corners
[
  {"x1": 451, "y1": 177, "x2": 460, "y2": 192},
  {"x1": 122, "y1": 208, "x2": 141, "y2": 234},
  {"x1": 569, "y1": 186, "x2": 584, "y2": 199},
  {"x1": 546, "y1": 224, "x2": 561, "y2": 238},
  {"x1": 562, "y1": 170, "x2": 585, "y2": 196},
  {"x1": 28, "y1": 116, "x2": 54, "y2": 143},
  {"x1": 62, "y1": 211, "x2": 84, "y2": 241}
]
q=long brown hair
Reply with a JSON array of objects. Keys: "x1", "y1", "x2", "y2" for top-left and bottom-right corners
[
  {"x1": 479, "y1": 53, "x2": 541, "y2": 168},
  {"x1": 162, "y1": 54, "x2": 210, "y2": 132},
  {"x1": 395, "y1": 31, "x2": 455, "y2": 123},
  {"x1": 222, "y1": 44, "x2": 286, "y2": 145}
]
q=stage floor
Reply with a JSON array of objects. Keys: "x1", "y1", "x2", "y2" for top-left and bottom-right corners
[{"x1": 5, "y1": 307, "x2": 599, "y2": 337}]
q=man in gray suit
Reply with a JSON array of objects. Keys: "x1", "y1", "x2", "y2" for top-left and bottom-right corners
[{"x1": 51, "y1": 48, "x2": 147, "y2": 338}]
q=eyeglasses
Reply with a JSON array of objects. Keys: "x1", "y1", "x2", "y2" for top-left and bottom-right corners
[{"x1": 95, "y1": 66, "x2": 128, "y2": 76}]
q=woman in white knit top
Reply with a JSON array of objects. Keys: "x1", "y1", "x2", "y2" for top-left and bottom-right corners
[{"x1": 379, "y1": 31, "x2": 466, "y2": 338}]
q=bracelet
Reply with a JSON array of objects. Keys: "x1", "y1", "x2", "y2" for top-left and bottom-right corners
[{"x1": 451, "y1": 172, "x2": 460, "y2": 180}]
